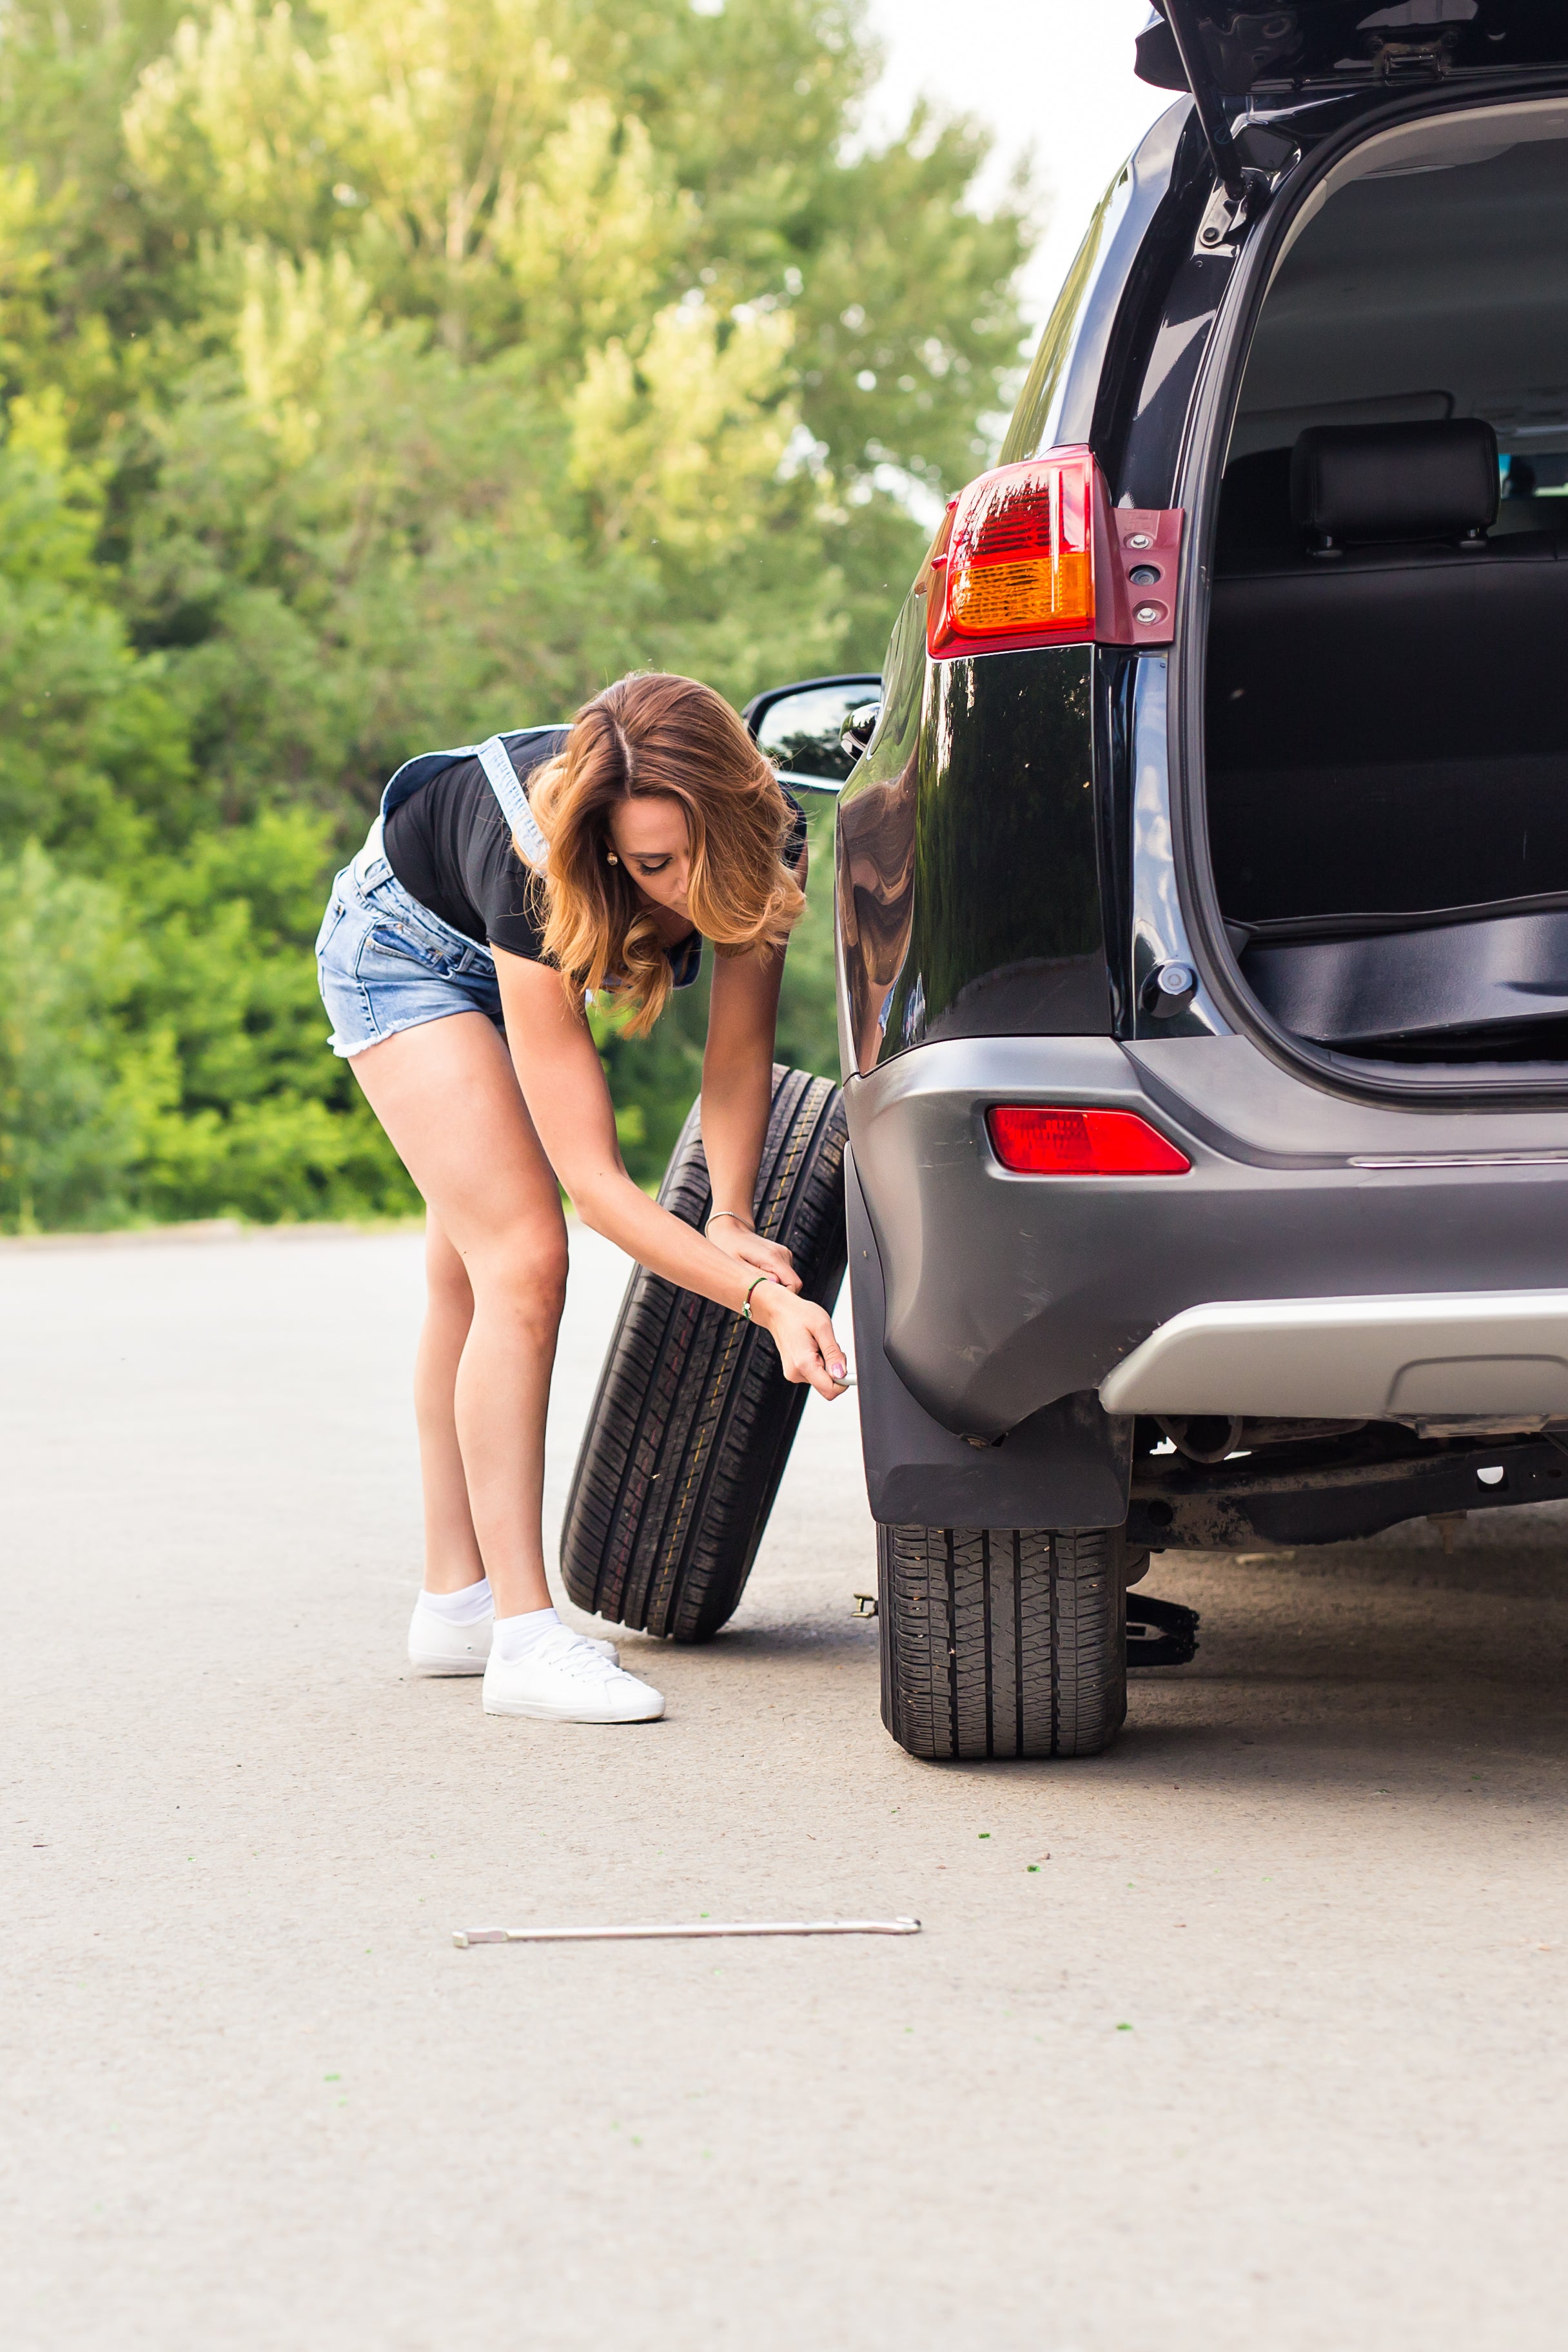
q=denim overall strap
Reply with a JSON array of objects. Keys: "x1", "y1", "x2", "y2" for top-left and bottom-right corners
[
  {"x1": 377, "y1": 727, "x2": 560, "y2": 837},
  {"x1": 475, "y1": 736, "x2": 551, "y2": 868}
]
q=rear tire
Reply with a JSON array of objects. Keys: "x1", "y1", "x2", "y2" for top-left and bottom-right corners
[
  {"x1": 877, "y1": 1524, "x2": 1128, "y2": 1760},
  {"x1": 560, "y1": 1066, "x2": 847, "y2": 1642}
]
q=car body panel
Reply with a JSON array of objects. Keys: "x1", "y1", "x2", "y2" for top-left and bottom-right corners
[
  {"x1": 845, "y1": 1150, "x2": 1133, "y2": 1529},
  {"x1": 825, "y1": 52, "x2": 1568, "y2": 1538},
  {"x1": 1125, "y1": 653, "x2": 1229, "y2": 1039},
  {"x1": 847, "y1": 1032, "x2": 1568, "y2": 1441},
  {"x1": 872, "y1": 648, "x2": 1108, "y2": 1062},
  {"x1": 1126, "y1": 1030, "x2": 1568, "y2": 1160}
]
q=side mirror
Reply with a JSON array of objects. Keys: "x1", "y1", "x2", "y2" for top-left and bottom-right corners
[
  {"x1": 743, "y1": 673, "x2": 884, "y2": 794},
  {"x1": 840, "y1": 700, "x2": 882, "y2": 760}
]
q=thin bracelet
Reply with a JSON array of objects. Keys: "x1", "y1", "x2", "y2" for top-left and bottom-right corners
[
  {"x1": 707, "y1": 1209, "x2": 756, "y2": 1237},
  {"x1": 740, "y1": 1274, "x2": 774, "y2": 1320}
]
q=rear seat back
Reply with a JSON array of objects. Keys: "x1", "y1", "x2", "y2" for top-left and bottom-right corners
[{"x1": 1208, "y1": 418, "x2": 1568, "y2": 924}]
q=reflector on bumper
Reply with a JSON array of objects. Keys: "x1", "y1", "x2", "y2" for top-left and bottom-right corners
[{"x1": 986, "y1": 1104, "x2": 1191, "y2": 1175}]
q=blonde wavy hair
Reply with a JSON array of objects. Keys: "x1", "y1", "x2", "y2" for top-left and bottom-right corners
[{"x1": 525, "y1": 672, "x2": 806, "y2": 1037}]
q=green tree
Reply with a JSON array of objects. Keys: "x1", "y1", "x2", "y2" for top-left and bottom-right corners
[
  {"x1": 0, "y1": 0, "x2": 1031, "y2": 1224},
  {"x1": 0, "y1": 841, "x2": 163, "y2": 1231}
]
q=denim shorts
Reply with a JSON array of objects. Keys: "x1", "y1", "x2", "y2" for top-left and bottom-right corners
[{"x1": 315, "y1": 820, "x2": 504, "y2": 1059}]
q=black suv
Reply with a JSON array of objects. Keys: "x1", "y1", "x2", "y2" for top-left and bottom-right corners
[{"x1": 731, "y1": 3, "x2": 1568, "y2": 1761}]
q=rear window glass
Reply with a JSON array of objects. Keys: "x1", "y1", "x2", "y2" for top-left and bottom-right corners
[{"x1": 999, "y1": 164, "x2": 1132, "y2": 466}]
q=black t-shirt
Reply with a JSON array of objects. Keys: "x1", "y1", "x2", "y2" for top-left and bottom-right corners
[
  {"x1": 384, "y1": 731, "x2": 563, "y2": 961},
  {"x1": 382, "y1": 730, "x2": 808, "y2": 970}
]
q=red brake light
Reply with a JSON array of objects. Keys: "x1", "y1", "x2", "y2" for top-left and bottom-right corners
[
  {"x1": 986, "y1": 1105, "x2": 1191, "y2": 1176},
  {"x1": 925, "y1": 448, "x2": 1183, "y2": 661}
]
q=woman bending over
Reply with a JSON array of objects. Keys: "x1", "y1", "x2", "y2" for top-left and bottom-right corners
[{"x1": 315, "y1": 672, "x2": 849, "y2": 1725}]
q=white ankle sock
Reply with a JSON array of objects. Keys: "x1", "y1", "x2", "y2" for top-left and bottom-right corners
[
  {"x1": 492, "y1": 1605, "x2": 562, "y2": 1663},
  {"x1": 418, "y1": 1578, "x2": 493, "y2": 1625}
]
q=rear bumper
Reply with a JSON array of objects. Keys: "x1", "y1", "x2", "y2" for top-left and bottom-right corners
[
  {"x1": 1101, "y1": 1289, "x2": 1568, "y2": 1422},
  {"x1": 845, "y1": 1032, "x2": 1568, "y2": 1441}
]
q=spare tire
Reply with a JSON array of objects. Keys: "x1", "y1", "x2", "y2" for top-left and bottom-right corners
[{"x1": 559, "y1": 1064, "x2": 848, "y2": 1642}]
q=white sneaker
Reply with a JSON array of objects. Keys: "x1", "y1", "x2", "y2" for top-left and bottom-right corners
[
  {"x1": 482, "y1": 1626, "x2": 665, "y2": 1723},
  {"x1": 407, "y1": 1598, "x2": 617, "y2": 1678}
]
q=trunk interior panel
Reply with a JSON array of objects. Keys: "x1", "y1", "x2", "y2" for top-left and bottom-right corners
[{"x1": 1204, "y1": 110, "x2": 1568, "y2": 1065}]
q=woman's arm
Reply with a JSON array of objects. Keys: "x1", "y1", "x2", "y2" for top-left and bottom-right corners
[
  {"x1": 493, "y1": 948, "x2": 849, "y2": 1400},
  {"x1": 697, "y1": 932, "x2": 800, "y2": 1284},
  {"x1": 692, "y1": 824, "x2": 812, "y2": 1288}
]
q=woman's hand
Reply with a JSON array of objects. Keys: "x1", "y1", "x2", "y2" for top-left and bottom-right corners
[
  {"x1": 749, "y1": 1280, "x2": 852, "y2": 1400},
  {"x1": 707, "y1": 1214, "x2": 801, "y2": 1295}
]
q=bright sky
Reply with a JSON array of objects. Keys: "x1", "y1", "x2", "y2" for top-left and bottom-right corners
[{"x1": 863, "y1": 0, "x2": 1174, "y2": 329}]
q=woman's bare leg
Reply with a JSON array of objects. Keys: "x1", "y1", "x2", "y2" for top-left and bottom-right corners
[
  {"x1": 350, "y1": 1012, "x2": 568, "y2": 1619},
  {"x1": 414, "y1": 1216, "x2": 486, "y2": 1593}
]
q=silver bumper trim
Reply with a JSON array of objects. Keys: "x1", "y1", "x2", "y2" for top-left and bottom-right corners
[
  {"x1": 1349, "y1": 1152, "x2": 1568, "y2": 1170},
  {"x1": 1098, "y1": 1289, "x2": 1568, "y2": 1420}
]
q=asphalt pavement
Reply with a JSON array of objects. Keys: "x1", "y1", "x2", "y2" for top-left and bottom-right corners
[{"x1": 4, "y1": 1223, "x2": 1567, "y2": 2351}]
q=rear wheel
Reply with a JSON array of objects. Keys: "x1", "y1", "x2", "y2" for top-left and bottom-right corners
[
  {"x1": 877, "y1": 1523, "x2": 1128, "y2": 1760},
  {"x1": 559, "y1": 1066, "x2": 847, "y2": 1642}
]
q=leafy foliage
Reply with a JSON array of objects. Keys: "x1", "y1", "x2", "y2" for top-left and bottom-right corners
[{"x1": 0, "y1": 0, "x2": 1028, "y2": 1223}]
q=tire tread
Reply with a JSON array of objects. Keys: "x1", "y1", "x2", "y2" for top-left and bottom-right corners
[
  {"x1": 877, "y1": 1522, "x2": 1127, "y2": 1759},
  {"x1": 560, "y1": 1066, "x2": 847, "y2": 1642}
]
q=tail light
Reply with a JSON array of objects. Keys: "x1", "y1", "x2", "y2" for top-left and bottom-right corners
[
  {"x1": 986, "y1": 1104, "x2": 1191, "y2": 1176},
  {"x1": 925, "y1": 447, "x2": 1182, "y2": 661}
]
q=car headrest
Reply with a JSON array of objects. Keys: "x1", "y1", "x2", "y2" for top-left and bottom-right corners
[{"x1": 1290, "y1": 420, "x2": 1499, "y2": 548}]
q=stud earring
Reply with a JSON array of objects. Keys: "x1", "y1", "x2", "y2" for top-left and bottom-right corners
[{"x1": 606, "y1": 850, "x2": 619, "y2": 865}]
